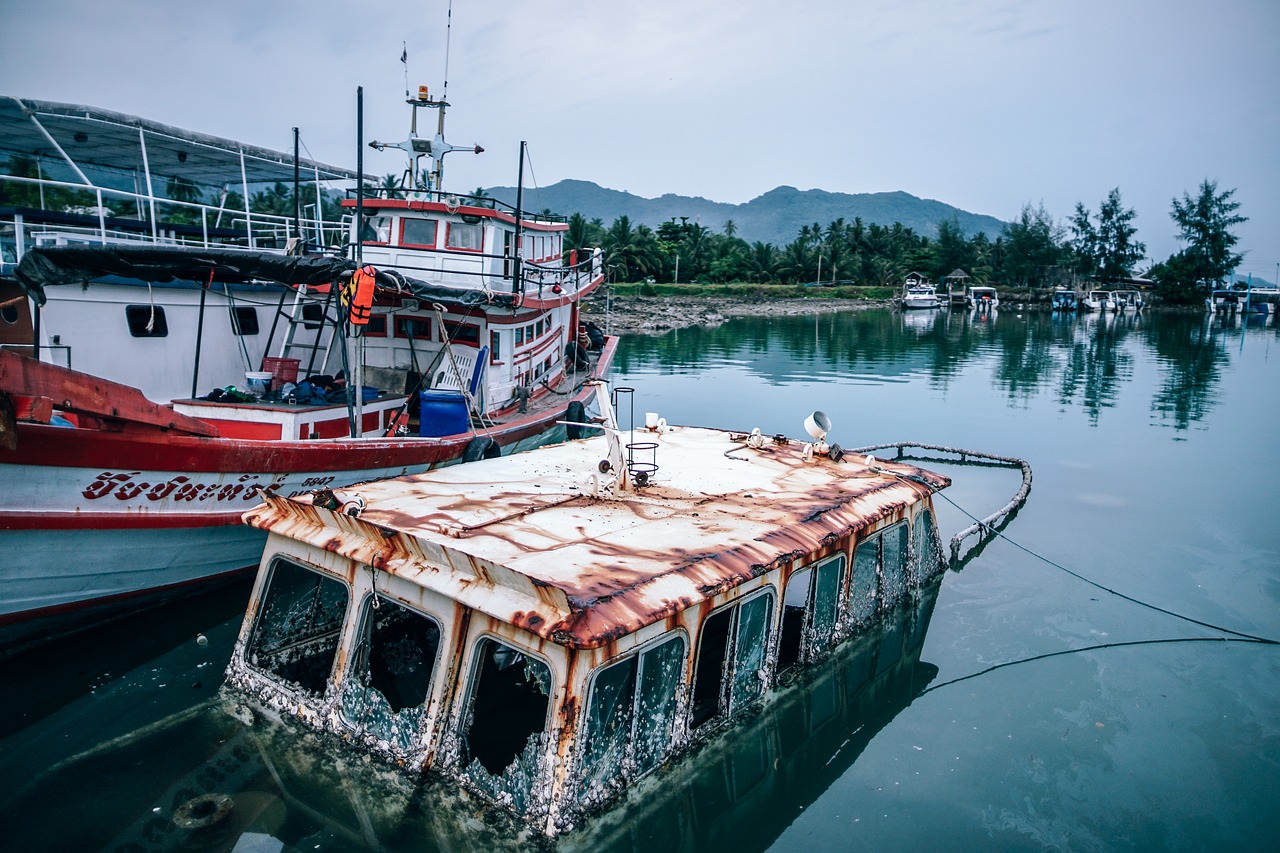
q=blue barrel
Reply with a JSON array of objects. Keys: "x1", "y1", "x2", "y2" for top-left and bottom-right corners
[{"x1": 419, "y1": 390, "x2": 469, "y2": 437}]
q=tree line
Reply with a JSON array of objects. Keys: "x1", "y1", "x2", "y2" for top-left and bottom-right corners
[{"x1": 563, "y1": 180, "x2": 1248, "y2": 305}]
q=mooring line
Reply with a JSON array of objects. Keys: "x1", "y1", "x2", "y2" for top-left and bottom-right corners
[
  {"x1": 919, "y1": 636, "x2": 1270, "y2": 697},
  {"x1": 855, "y1": 445, "x2": 1279, "y2": 647}
]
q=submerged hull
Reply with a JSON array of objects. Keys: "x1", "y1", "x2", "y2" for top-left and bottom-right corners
[{"x1": 0, "y1": 338, "x2": 616, "y2": 653}]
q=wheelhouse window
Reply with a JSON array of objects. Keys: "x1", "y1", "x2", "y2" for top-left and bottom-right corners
[
  {"x1": 340, "y1": 595, "x2": 441, "y2": 753},
  {"x1": 125, "y1": 304, "x2": 168, "y2": 337},
  {"x1": 301, "y1": 302, "x2": 326, "y2": 330},
  {"x1": 459, "y1": 638, "x2": 553, "y2": 815},
  {"x1": 777, "y1": 554, "x2": 847, "y2": 672},
  {"x1": 364, "y1": 314, "x2": 387, "y2": 336},
  {"x1": 400, "y1": 217, "x2": 438, "y2": 248},
  {"x1": 394, "y1": 316, "x2": 432, "y2": 340},
  {"x1": 360, "y1": 215, "x2": 393, "y2": 244},
  {"x1": 849, "y1": 522, "x2": 911, "y2": 623},
  {"x1": 446, "y1": 221, "x2": 482, "y2": 251},
  {"x1": 690, "y1": 590, "x2": 774, "y2": 730},
  {"x1": 913, "y1": 509, "x2": 942, "y2": 584},
  {"x1": 230, "y1": 305, "x2": 259, "y2": 336},
  {"x1": 442, "y1": 320, "x2": 481, "y2": 347},
  {"x1": 246, "y1": 558, "x2": 349, "y2": 697},
  {"x1": 581, "y1": 634, "x2": 686, "y2": 794},
  {"x1": 490, "y1": 330, "x2": 501, "y2": 361}
]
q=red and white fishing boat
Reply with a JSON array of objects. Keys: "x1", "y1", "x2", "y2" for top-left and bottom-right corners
[{"x1": 0, "y1": 88, "x2": 617, "y2": 653}]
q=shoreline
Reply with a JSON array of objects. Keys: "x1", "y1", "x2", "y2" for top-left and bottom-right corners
[
  {"x1": 579, "y1": 291, "x2": 1200, "y2": 336},
  {"x1": 579, "y1": 293, "x2": 878, "y2": 335}
]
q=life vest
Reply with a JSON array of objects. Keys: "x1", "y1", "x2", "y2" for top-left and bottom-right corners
[{"x1": 343, "y1": 266, "x2": 377, "y2": 326}]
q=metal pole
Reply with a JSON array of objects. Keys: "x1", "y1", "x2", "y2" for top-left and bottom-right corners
[
  {"x1": 293, "y1": 127, "x2": 301, "y2": 244},
  {"x1": 138, "y1": 128, "x2": 158, "y2": 240},
  {"x1": 513, "y1": 141, "x2": 525, "y2": 299},
  {"x1": 192, "y1": 278, "x2": 208, "y2": 398},
  {"x1": 239, "y1": 151, "x2": 253, "y2": 248}
]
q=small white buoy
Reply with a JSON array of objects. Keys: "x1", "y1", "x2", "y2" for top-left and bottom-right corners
[{"x1": 196, "y1": 633, "x2": 209, "y2": 647}]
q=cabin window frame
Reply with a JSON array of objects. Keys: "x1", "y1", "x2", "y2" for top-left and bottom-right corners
[
  {"x1": 360, "y1": 214, "x2": 394, "y2": 245},
  {"x1": 441, "y1": 320, "x2": 481, "y2": 348},
  {"x1": 125, "y1": 304, "x2": 168, "y2": 338},
  {"x1": 455, "y1": 633, "x2": 556, "y2": 814},
  {"x1": 913, "y1": 507, "x2": 943, "y2": 584},
  {"x1": 393, "y1": 315, "x2": 432, "y2": 340},
  {"x1": 777, "y1": 552, "x2": 848, "y2": 673},
  {"x1": 849, "y1": 520, "x2": 912, "y2": 623},
  {"x1": 229, "y1": 305, "x2": 259, "y2": 336},
  {"x1": 337, "y1": 591, "x2": 444, "y2": 751},
  {"x1": 362, "y1": 313, "x2": 388, "y2": 337},
  {"x1": 689, "y1": 587, "x2": 776, "y2": 732},
  {"x1": 399, "y1": 217, "x2": 439, "y2": 249},
  {"x1": 244, "y1": 555, "x2": 351, "y2": 699},
  {"x1": 445, "y1": 221, "x2": 483, "y2": 253},
  {"x1": 301, "y1": 302, "x2": 326, "y2": 330},
  {"x1": 579, "y1": 631, "x2": 688, "y2": 792}
]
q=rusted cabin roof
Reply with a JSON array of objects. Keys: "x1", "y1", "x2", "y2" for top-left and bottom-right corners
[{"x1": 244, "y1": 426, "x2": 948, "y2": 649}]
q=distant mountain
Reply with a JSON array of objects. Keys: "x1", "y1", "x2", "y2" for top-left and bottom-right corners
[{"x1": 484, "y1": 179, "x2": 1008, "y2": 246}]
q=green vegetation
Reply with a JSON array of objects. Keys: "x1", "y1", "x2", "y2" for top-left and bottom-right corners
[{"x1": 568, "y1": 180, "x2": 1250, "y2": 306}]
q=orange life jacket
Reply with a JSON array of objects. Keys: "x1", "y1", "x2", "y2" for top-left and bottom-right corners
[{"x1": 344, "y1": 266, "x2": 377, "y2": 326}]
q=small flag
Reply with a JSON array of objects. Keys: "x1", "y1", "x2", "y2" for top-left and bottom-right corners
[{"x1": 400, "y1": 44, "x2": 407, "y2": 64}]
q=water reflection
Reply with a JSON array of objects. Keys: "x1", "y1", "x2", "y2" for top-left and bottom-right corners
[
  {"x1": 0, "y1": 577, "x2": 941, "y2": 853},
  {"x1": 612, "y1": 309, "x2": 1239, "y2": 431}
]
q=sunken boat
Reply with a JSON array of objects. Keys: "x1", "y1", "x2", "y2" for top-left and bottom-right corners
[{"x1": 224, "y1": 384, "x2": 953, "y2": 836}]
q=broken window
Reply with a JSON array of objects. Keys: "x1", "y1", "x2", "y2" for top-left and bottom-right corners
[
  {"x1": 880, "y1": 523, "x2": 910, "y2": 610},
  {"x1": 247, "y1": 558, "x2": 349, "y2": 696},
  {"x1": 691, "y1": 591, "x2": 775, "y2": 730},
  {"x1": 913, "y1": 508, "x2": 942, "y2": 583},
  {"x1": 460, "y1": 638, "x2": 553, "y2": 815},
  {"x1": 850, "y1": 533, "x2": 880, "y2": 625},
  {"x1": 582, "y1": 635, "x2": 685, "y2": 792},
  {"x1": 340, "y1": 595, "x2": 441, "y2": 753},
  {"x1": 778, "y1": 555, "x2": 847, "y2": 672}
]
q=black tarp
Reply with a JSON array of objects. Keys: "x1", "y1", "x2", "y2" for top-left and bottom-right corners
[{"x1": 11, "y1": 244, "x2": 514, "y2": 309}]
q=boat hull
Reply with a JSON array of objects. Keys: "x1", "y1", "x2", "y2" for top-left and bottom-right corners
[{"x1": 0, "y1": 339, "x2": 616, "y2": 653}]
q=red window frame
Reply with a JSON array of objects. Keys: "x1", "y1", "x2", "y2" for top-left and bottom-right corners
[
  {"x1": 394, "y1": 316, "x2": 432, "y2": 339},
  {"x1": 399, "y1": 217, "x2": 439, "y2": 248},
  {"x1": 445, "y1": 221, "x2": 484, "y2": 253}
]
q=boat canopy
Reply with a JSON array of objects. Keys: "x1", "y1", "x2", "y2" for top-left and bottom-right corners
[
  {"x1": 11, "y1": 244, "x2": 515, "y2": 309},
  {"x1": 0, "y1": 96, "x2": 357, "y2": 187}
]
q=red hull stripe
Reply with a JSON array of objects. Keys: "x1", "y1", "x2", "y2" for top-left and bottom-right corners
[{"x1": 0, "y1": 511, "x2": 247, "y2": 530}]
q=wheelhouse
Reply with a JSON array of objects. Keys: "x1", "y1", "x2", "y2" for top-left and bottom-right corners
[{"x1": 226, "y1": 400, "x2": 950, "y2": 836}]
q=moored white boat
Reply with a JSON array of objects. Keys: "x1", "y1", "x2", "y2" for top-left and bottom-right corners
[
  {"x1": 0, "y1": 86, "x2": 618, "y2": 653},
  {"x1": 901, "y1": 279, "x2": 940, "y2": 309}
]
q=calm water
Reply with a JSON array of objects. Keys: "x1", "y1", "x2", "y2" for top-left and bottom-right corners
[{"x1": 2, "y1": 307, "x2": 1277, "y2": 852}]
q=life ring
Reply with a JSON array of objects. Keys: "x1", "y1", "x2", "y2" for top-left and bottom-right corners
[
  {"x1": 462, "y1": 435, "x2": 501, "y2": 462},
  {"x1": 565, "y1": 400, "x2": 587, "y2": 440}
]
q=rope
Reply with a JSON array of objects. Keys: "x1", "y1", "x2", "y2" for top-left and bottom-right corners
[
  {"x1": 859, "y1": 445, "x2": 1278, "y2": 647},
  {"x1": 920, "y1": 636, "x2": 1273, "y2": 698}
]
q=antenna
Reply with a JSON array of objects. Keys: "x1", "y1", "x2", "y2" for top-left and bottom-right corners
[{"x1": 442, "y1": 0, "x2": 453, "y2": 103}]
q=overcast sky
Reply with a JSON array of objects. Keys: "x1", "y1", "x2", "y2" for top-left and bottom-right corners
[{"x1": 3, "y1": 0, "x2": 1277, "y2": 277}]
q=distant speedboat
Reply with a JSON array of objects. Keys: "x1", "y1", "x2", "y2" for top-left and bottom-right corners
[
  {"x1": 1112, "y1": 289, "x2": 1145, "y2": 312},
  {"x1": 967, "y1": 285, "x2": 999, "y2": 313},
  {"x1": 1081, "y1": 290, "x2": 1113, "y2": 312},
  {"x1": 1051, "y1": 289, "x2": 1079, "y2": 312},
  {"x1": 901, "y1": 281, "x2": 941, "y2": 310}
]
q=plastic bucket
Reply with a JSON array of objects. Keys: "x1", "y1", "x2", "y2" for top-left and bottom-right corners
[
  {"x1": 419, "y1": 390, "x2": 469, "y2": 437},
  {"x1": 244, "y1": 371, "x2": 274, "y2": 398}
]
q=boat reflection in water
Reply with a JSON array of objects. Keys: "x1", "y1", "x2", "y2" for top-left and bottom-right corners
[{"x1": 4, "y1": 574, "x2": 938, "y2": 853}]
